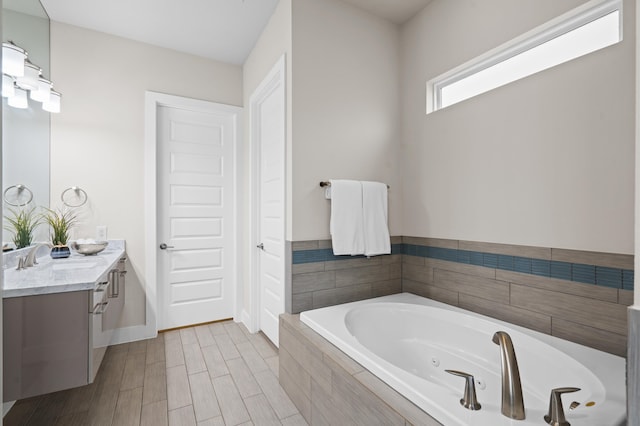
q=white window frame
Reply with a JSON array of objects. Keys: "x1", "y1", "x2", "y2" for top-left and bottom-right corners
[{"x1": 426, "y1": 0, "x2": 622, "y2": 114}]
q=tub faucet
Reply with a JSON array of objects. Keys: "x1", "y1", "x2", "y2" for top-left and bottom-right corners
[
  {"x1": 492, "y1": 331, "x2": 525, "y2": 420},
  {"x1": 24, "y1": 243, "x2": 53, "y2": 268}
]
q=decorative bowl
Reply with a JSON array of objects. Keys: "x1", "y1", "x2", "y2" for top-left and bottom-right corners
[{"x1": 70, "y1": 240, "x2": 108, "y2": 256}]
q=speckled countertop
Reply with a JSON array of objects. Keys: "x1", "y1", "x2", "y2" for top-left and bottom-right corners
[{"x1": 2, "y1": 240, "x2": 126, "y2": 298}]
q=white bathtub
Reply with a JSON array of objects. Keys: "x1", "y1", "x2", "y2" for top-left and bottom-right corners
[{"x1": 300, "y1": 293, "x2": 626, "y2": 426}]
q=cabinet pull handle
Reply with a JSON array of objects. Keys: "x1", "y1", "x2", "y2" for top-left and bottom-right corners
[
  {"x1": 95, "y1": 281, "x2": 108, "y2": 292},
  {"x1": 108, "y1": 269, "x2": 119, "y2": 298}
]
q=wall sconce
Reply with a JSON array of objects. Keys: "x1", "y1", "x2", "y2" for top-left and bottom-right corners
[{"x1": 2, "y1": 40, "x2": 61, "y2": 113}]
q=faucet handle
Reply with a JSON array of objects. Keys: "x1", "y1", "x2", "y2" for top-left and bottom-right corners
[
  {"x1": 16, "y1": 257, "x2": 25, "y2": 271},
  {"x1": 445, "y1": 369, "x2": 482, "y2": 410},
  {"x1": 544, "y1": 387, "x2": 580, "y2": 426}
]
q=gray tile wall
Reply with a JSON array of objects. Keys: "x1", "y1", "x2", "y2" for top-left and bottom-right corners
[
  {"x1": 288, "y1": 236, "x2": 633, "y2": 356},
  {"x1": 289, "y1": 237, "x2": 402, "y2": 313},
  {"x1": 279, "y1": 314, "x2": 442, "y2": 425},
  {"x1": 403, "y1": 237, "x2": 633, "y2": 356},
  {"x1": 629, "y1": 307, "x2": 640, "y2": 425}
]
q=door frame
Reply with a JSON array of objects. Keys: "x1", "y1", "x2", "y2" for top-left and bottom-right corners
[
  {"x1": 144, "y1": 91, "x2": 243, "y2": 334},
  {"x1": 248, "y1": 56, "x2": 287, "y2": 334}
]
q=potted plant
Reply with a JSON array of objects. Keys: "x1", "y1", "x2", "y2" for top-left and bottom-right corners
[
  {"x1": 3, "y1": 206, "x2": 41, "y2": 249},
  {"x1": 43, "y1": 208, "x2": 77, "y2": 258}
]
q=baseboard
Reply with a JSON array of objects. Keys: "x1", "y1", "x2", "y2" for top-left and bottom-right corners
[
  {"x1": 241, "y1": 309, "x2": 259, "y2": 333},
  {"x1": 110, "y1": 323, "x2": 157, "y2": 345}
]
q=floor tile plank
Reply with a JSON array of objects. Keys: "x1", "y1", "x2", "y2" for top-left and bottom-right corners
[
  {"x1": 121, "y1": 351, "x2": 146, "y2": 391},
  {"x1": 214, "y1": 333, "x2": 242, "y2": 360},
  {"x1": 112, "y1": 387, "x2": 143, "y2": 426},
  {"x1": 244, "y1": 393, "x2": 281, "y2": 425},
  {"x1": 165, "y1": 333, "x2": 186, "y2": 368},
  {"x1": 188, "y1": 371, "x2": 221, "y2": 422},
  {"x1": 167, "y1": 364, "x2": 193, "y2": 411},
  {"x1": 226, "y1": 357, "x2": 262, "y2": 398},
  {"x1": 212, "y1": 374, "x2": 251, "y2": 426},
  {"x1": 197, "y1": 416, "x2": 225, "y2": 426},
  {"x1": 141, "y1": 399, "x2": 169, "y2": 426},
  {"x1": 237, "y1": 341, "x2": 270, "y2": 374},
  {"x1": 201, "y1": 343, "x2": 230, "y2": 378},
  {"x1": 146, "y1": 334, "x2": 166, "y2": 365},
  {"x1": 183, "y1": 343, "x2": 208, "y2": 374},
  {"x1": 168, "y1": 405, "x2": 197, "y2": 426},
  {"x1": 224, "y1": 321, "x2": 250, "y2": 345},
  {"x1": 194, "y1": 324, "x2": 216, "y2": 347},
  {"x1": 180, "y1": 328, "x2": 199, "y2": 346},
  {"x1": 143, "y1": 361, "x2": 168, "y2": 406},
  {"x1": 254, "y1": 370, "x2": 299, "y2": 420}
]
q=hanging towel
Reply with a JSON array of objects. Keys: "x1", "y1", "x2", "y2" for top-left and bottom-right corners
[
  {"x1": 330, "y1": 179, "x2": 365, "y2": 255},
  {"x1": 362, "y1": 181, "x2": 391, "y2": 256}
]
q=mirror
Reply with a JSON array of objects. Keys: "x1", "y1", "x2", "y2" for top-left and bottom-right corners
[{"x1": 2, "y1": 0, "x2": 50, "y2": 247}]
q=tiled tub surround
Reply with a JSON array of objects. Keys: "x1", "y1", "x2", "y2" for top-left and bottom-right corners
[
  {"x1": 279, "y1": 313, "x2": 441, "y2": 425},
  {"x1": 402, "y1": 238, "x2": 633, "y2": 357},
  {"x1": 630, "y1": 306, "x2": 640, "y2": 426},
  {"x1": 290, "y1": 237, "x2": 633, "y2": 356},
  {"x1": 290, "y1": 237, "x2": 403, "y2": 313}
]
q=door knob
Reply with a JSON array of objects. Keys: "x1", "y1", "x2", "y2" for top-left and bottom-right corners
[
  {"x1": 159, "y1": 243, "x2": 175, "y2": 250},
  {"x1": 256, "y1": 243, "x2": 264, "y2": 250}
]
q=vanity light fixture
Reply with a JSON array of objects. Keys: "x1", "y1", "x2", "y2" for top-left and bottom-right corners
[
  {"x1": 16, "y1": 59, "x2": 41, "y2": 90},
  {"x1": 30, "y1": 76, "x2": 51, "y2": 102},
  {"x1": 8, "y1": 86, "x2": 28, "y2": 109},
  {"x1": 42, "y1": 89, "x2": 61, "y2": 113},
  {"x1": 2, "y1": 74, "x2": 15, "y2": 98},
  {"x1": 2, "y1": 40, "x2": 61, "y2": 113},
  {"x1": 2, "y1": 41, "x2": 26, "y2": 77}
]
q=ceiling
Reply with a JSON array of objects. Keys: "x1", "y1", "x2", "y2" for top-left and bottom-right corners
[
  {"x1": 39, "y1": 0, "x2": 432, "y2": 65},
  {"x1": 341, "y1": 0, "x2": 432, "y2": 24}
]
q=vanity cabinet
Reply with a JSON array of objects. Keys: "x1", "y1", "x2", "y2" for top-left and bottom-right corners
[
  {"x1": 3, "y1": 290, "x2": 91, "y2": 401},
  {"x1": 3, "y1": 256, "x2": 128, "y2": 402}
]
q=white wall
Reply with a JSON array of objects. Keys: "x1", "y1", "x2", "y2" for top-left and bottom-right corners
[
  {"x1": 401, "y1": 0, "x2": 635, "y2": 254},
  {"x1": 291, "y1": 0, "x2": 402, "y2": 241},
  {"x1": 50, "y1": 22, "x2": 243, "y2": 328}
]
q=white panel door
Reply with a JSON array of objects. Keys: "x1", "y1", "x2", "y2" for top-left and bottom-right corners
[
  {"x1": 158, "y1": 105, "x2": 235, "y2": 330},
  {"x1": 253, "y1": 57, "x2": 286, "y2": 346}
]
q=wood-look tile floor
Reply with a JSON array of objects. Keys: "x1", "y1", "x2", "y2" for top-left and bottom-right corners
[{"x1": 4, "y1": 320, "x2": 308, "y2": 426}]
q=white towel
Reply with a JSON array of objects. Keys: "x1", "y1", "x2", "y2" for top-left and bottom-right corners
[
  {"x1": 362, "y1": 181, "x2": 391, "y2": 256},
  {"x1": 329, "y1": 179, "x2": 365, "y2": 255}
]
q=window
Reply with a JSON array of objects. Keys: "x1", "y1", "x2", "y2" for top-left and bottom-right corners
[{"x1": 426, "y1": 0, "x2": 622, "y2": 113}]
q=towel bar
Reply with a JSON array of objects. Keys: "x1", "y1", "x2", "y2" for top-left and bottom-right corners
[{"x1": 320, "y1": 181, "x2": 389, "y2": 188}]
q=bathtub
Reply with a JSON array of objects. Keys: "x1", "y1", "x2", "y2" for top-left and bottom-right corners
[{"x1": 300, "y1": 293, "x2": 626, "y2": 426}]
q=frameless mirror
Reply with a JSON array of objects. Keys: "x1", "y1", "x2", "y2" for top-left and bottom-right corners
[{"x1": 2, "y1": 0, "x2": 50, "y2": 247}]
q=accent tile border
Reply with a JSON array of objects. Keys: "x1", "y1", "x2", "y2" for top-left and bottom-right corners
[
  {"x1": 403, "y1": 244, "x2": 634, "y2": 291},
  {"x1": 293, "y1": 242, "x2": 634, "y2": 291}
]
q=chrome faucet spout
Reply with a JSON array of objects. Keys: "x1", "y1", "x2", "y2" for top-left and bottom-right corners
[
  {"x1": 24, "y1": 243, "x2": 53, "y2": 268},
  {"x1": 492, "y1": 331, "x2": 525, "y2": 420}
]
